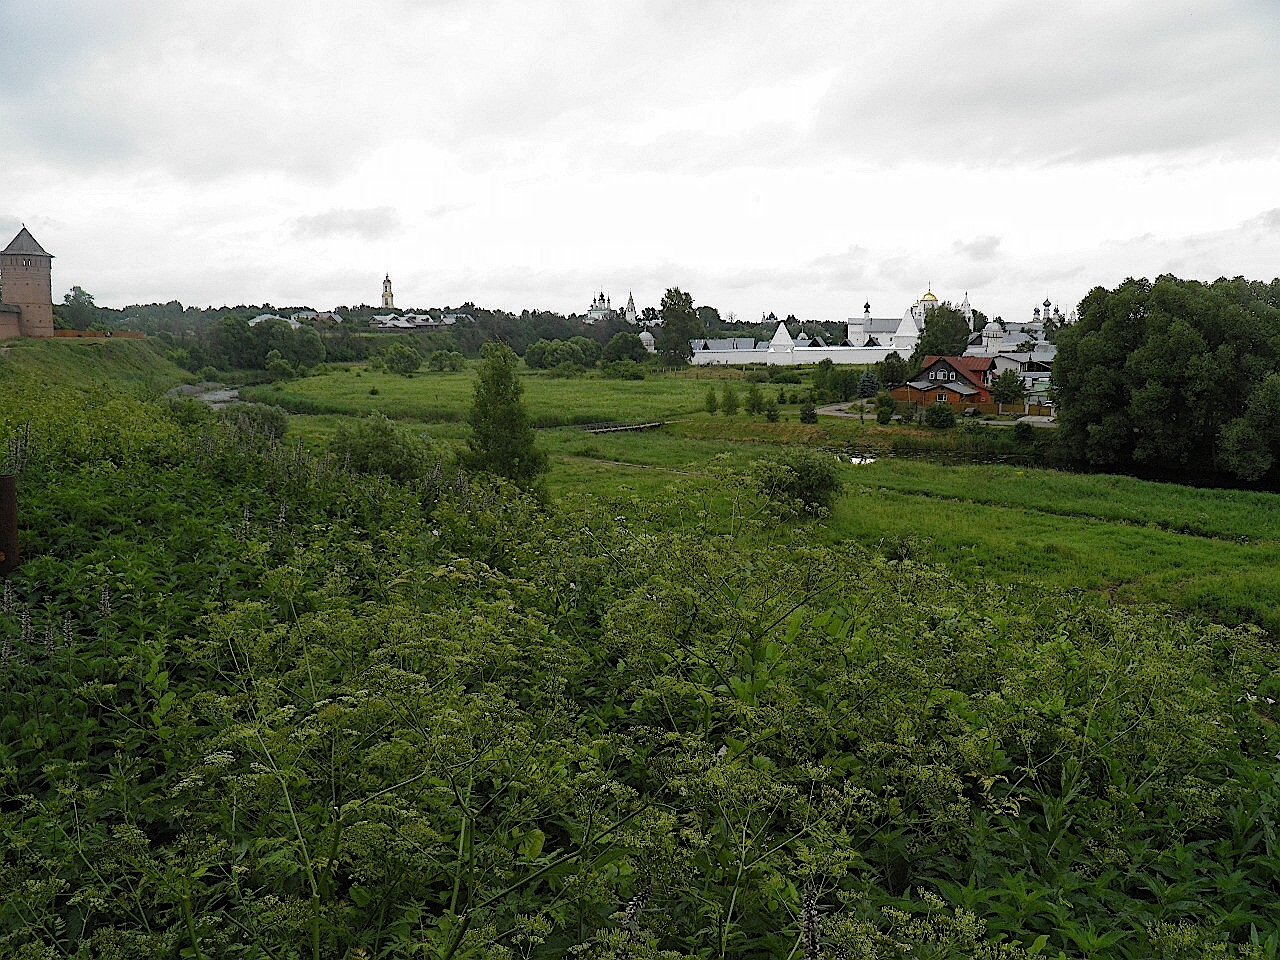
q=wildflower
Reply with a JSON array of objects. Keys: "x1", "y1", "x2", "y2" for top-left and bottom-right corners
[
  {"x1": 621, "y1": 884, "x2": 651, "y2": 939},
  {"x1": 100, "y1": 585, "x2": 112, "y2": 619},
  {"x1": 20, "y1": 606, "x2": 32, "y2": 644},
  {"x1": 62, "y1": 612, "x2": 72, "y2": 647},
  {"x1": 44, "y1": 622, "x2": 55, "y2": 656},
  {"x1": 2, "y1": 582, "x2": 12, "y2": 615},
  {"x1": 802, "y1": 889, "x2": 821, "y2": 960}
]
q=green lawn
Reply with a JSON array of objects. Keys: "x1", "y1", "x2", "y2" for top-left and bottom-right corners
[{"x1": 246, "y1": 364, "x2": 750, "y2": 426}]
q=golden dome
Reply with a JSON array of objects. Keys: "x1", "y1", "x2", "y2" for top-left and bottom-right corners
[{"x1": 920, "y1": 290, "x2": 938, "y2": 302}]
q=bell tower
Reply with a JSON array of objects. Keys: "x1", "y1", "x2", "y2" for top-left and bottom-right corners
[
  {"x1": 0, "y1": 227, "x2": 55, "y2": 338},
  {"x1": 382, "y1": 274, "x2": 395, "y2": 310}
]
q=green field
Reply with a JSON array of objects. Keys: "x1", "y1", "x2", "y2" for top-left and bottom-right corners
[
  {"x1": 264, "y1": 364, "x2": 1280, "y2": 638},
  {"x1": 245, "y1": 363, "x2": 754, "y2": 426}
]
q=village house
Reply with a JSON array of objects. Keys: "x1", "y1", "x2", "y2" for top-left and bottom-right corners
[{"x1": 891, "y1": 355, "x2": 996, "y2": 407}]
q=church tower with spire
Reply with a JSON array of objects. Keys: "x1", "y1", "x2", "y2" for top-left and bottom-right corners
[
  {"x1": 382, "y1": 274, "x2": 395, "y2": 310},
  {"x1": 624, "y1": 292, "x2": 637, "y2": 324}
]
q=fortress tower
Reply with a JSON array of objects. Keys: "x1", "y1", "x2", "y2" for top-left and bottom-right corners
[{"x1": 0, "y1": 227, "x2": 55, "y2": 340}]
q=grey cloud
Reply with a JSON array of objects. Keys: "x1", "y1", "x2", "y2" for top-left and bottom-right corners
[
  {"x1": 812, "y1": 1, "x2": 1280, "y2": 164},
  {"x1": 953, "y1": 236, "x2": 1001, "y2": 261},
  {"x1": 292, "y1": 208, "x2": 401, "y2": 240}
]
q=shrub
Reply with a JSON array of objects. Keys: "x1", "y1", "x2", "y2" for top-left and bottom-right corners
[
  {"x1": 744, "y1": 382, "x2": 763, "y2": 415},
  {"x1": 220, "y1": 401, "x2": 289, "y2": 440},
  {"x1": 329, "y1": 412, "x2": 429, "y2": 480},
  {"x1": 705, "y1": 386, "x2": 718, "y2": 414},
  {"x1": 721, "y1": 384, "x2": 740, "y2": 415},
  {"x1": 427, "y1": 350, "x2": 466, "y2": 371},
  {"x1": 924, "y1": 403, "x2": 956, "y2": 429},
  {"x1": 799, "y1": 401, "x2": 818, "y2": 424},
  {"x1": 264, "y1": 349, "x2": 295, "y2": 381},
  {"x1": 601, "y1": 360, "x2": 645, "y2": 380},
  {"x1": 603, "y1": 332, "x2": 649, "y2": 363},
  {"x1": 384, "y1": 343, "x2": 422, "y2": 376},
  {"x1": 198, "y1": 365, "x2": 219, "y2": 381},
  {"x1": 770, "y1": 370, "x2": 801, "y2": 384},
  {"x1": 745, "y1": 369, "x2": 770, "y2": 383},
  {"x1": 763, "y1": 398, "x2": 780, "y2": 422},
  {"x1": 1013, "y1": 421, "x2": 1035, "y2": 445},
  {"x1": 750, "y1": 448, "x2": 843, "y2": 513},
  {"x1": 875, "y1": 391, "x2": 896, "y2": 425}
]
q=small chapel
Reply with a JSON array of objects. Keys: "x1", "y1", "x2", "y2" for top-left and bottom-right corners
[{"x1": 0, "y1": 227, "x2": 56, "y2": 340}]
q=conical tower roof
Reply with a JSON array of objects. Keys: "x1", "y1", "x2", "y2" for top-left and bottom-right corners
[
  {"x1": 3, "y1": 227, "x2": 52, "y2": 257},
  {"x1": 769, "y1": 321, "x2": 794, "y2": 350}
]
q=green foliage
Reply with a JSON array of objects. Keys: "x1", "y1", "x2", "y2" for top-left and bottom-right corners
[
  {"x1": 219, "y1": 401, "x2": 289, "y2": 441},
  {"x1": 525, "y1": 337, "x2": 601, "y2": 371},
  {"x1": 876, "y1": 390, "x2": 896, "y2": 424},
  {"x1": 924, "y1": 403, "x2": 957, "y2": 429},
  {"x1": 1054, "y1": 275, "x2": 1280, "y2": 479},
  {"x1": 799, "y1": 400, "x2": 818, "y2": 424},
  {"x1": 744, "y1": 381, "x2": 763, "y2": 415},
  {"x1": 603, "y1": 331, "x2": 649, "y2": 364},
  {"x1": 55, "y1": 285, "x2": 100, "y2": 331},
  {"x1": 748, "y1": 446, "x2": 843, "y2": 512},
  {"x1": 878, "y1": 351, "x2": 910, "y2": 387},
  {"x1": 384, "y1": 341, "x2": 423, "y2": 376},
  {"x1": 654, "y1": 287, "x2": 702, "y2": 365},
  {"x1": 465, "y1": 340, "x2": 548, "y2": 491},
  {"x1": 858, "y1": 369, "x2": 881, "y2": 398},
  {"x1": 705, "y1": 386, "x2": 718, "y2": 414},
  {"x1": 600, "y1": 360, "x2": 646, "y2": 380},
  {"x1": 329, "y1": 411, "x2": 431, "y2": 480},
  {"x1": 264, "y1": 348, "x2": 296, "y2": 380},
  {"x1": 991, "y1": 367, "x2": 1026, "y2": 404},
  {"x1": 720, "y1": 384, "x2": 739, "y2": 416},
  {"x1": 911, "y1": 302, "x2": 973, "y2": 362},
  {"x1": 7, "y1": 357, "x2": 1280, "y2": 959},
  {"x1": 1013, "y1": 420, "x2": 1035, "y2": 445},
  {"x1": 428, "y1": 349, "x2": 467, "y2": 371},
  {"x1": 763, "y1": 397, "x2": 779, "y2": 422}
]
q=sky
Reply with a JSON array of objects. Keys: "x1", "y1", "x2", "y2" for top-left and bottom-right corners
[{"x1": 2, "y1": 0, "x2": 1279, "y2": 324}]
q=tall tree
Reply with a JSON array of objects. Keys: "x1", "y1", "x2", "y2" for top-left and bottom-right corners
[
  {"x1": 991, "y1": 368, "x2": 1025, "y2": 405},
  {"x1": 1054, "y1": 275, "x2": 1280, "y2": 475},
  {"x1": 911, "y1": 302, "x2": 972, "y2": 362},
  {"x1": 465, "y1": 341, "x2": 548, "y2": 492},
  {"x1": 654, "y1": 287, "x2": 703, "y2": 365}
]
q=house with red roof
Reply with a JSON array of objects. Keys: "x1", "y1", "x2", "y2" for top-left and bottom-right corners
[{"x1": 890, "y1": 355, "x2": 996, "y2": 407}]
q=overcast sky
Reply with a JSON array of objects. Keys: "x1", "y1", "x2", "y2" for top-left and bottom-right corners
[{"x1": 3, "y1": 0, "x2": 1279, "y2": 323}]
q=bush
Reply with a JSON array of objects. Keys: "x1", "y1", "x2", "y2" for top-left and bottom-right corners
[
  {"x1": 329, "y1": 412, "x2": 429, "y2": 480},
  {"x1": 750, "y1": 448, "x2": 843, "y2": 513},
  {"x1": 745, "y1": 369, "x2": 770, "y2": 383},
  {"x1": 1013, "y1": 421, "x2": 1035, "y2": 445},
  {"x1": 220, "y1": 401, "x2": 289, "y2": 440},
  {"x1": 384, "y1": 342, "x2": 422, "y2": 376},
  {"x1": 875, "y1": 391, "x2": 896, "y2": 425},
  {"x1": 721, "y1": 384, "x2": 740, "y2": 415},
  {"x1": 198, "y1": 365, "x2": 219, "y2": 381},
  {"x1": 427, "y1": 350, "x2": 466, "y2": 371},
  {"x1": 763, "y1": 398, "x2": 779, "y2": 422},
  {"x1": 769, "y1": 370, "x2": 802, "y2": 384},
  {"x1": 799, "y1": 401, "x2": 818, "y2": 424},
  {"x1": 705, "y1": 387, "x2": 718, "y2": 414},
  {"x1": 924, "y1": 403, "x2": 956, "y2": 429},
  {"x1": 600, "y1": 360, "x2": 645, "y2": 380},
  {"x1": 603, "y1": 332, "x2": 649, "y2": 364},
  {"x1": 264, "y1": 349, "x2": 295, "y2": 381}
]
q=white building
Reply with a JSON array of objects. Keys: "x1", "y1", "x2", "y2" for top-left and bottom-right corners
[
  {"x1": 382, "y1": 275, "x2": 395, "y2": 310},
  {"x1": 624, "y1": 292, "x2": 638, "y2": 324},
  {"x1": 586, "y1": 291, "x2": 612, "y2": 324}
]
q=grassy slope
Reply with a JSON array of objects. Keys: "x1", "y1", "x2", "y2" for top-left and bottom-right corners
[{"x1": 0, "y1": 338, "x2": 188, "y2": 394}]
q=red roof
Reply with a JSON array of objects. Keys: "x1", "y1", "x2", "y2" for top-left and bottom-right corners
[{"x1": 921, "y1": 355, "x2": 994, "y2": 389}]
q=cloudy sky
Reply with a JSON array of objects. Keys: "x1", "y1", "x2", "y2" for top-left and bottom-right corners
[{"x1": 2, "y1": 0, "x2": 1278, "y2": 323}]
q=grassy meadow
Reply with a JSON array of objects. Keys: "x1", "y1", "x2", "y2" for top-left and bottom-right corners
[{"x1": 257, "y1": 358, "x2": 1280, "y2": 637}]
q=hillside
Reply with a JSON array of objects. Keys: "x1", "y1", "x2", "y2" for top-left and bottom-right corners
[
  {"x1": 2, "y1": 358, "x2": 1280, "y2": 958},
  {"x1": 0, "y1": 337, "x2": 189, "y2": 395}
]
